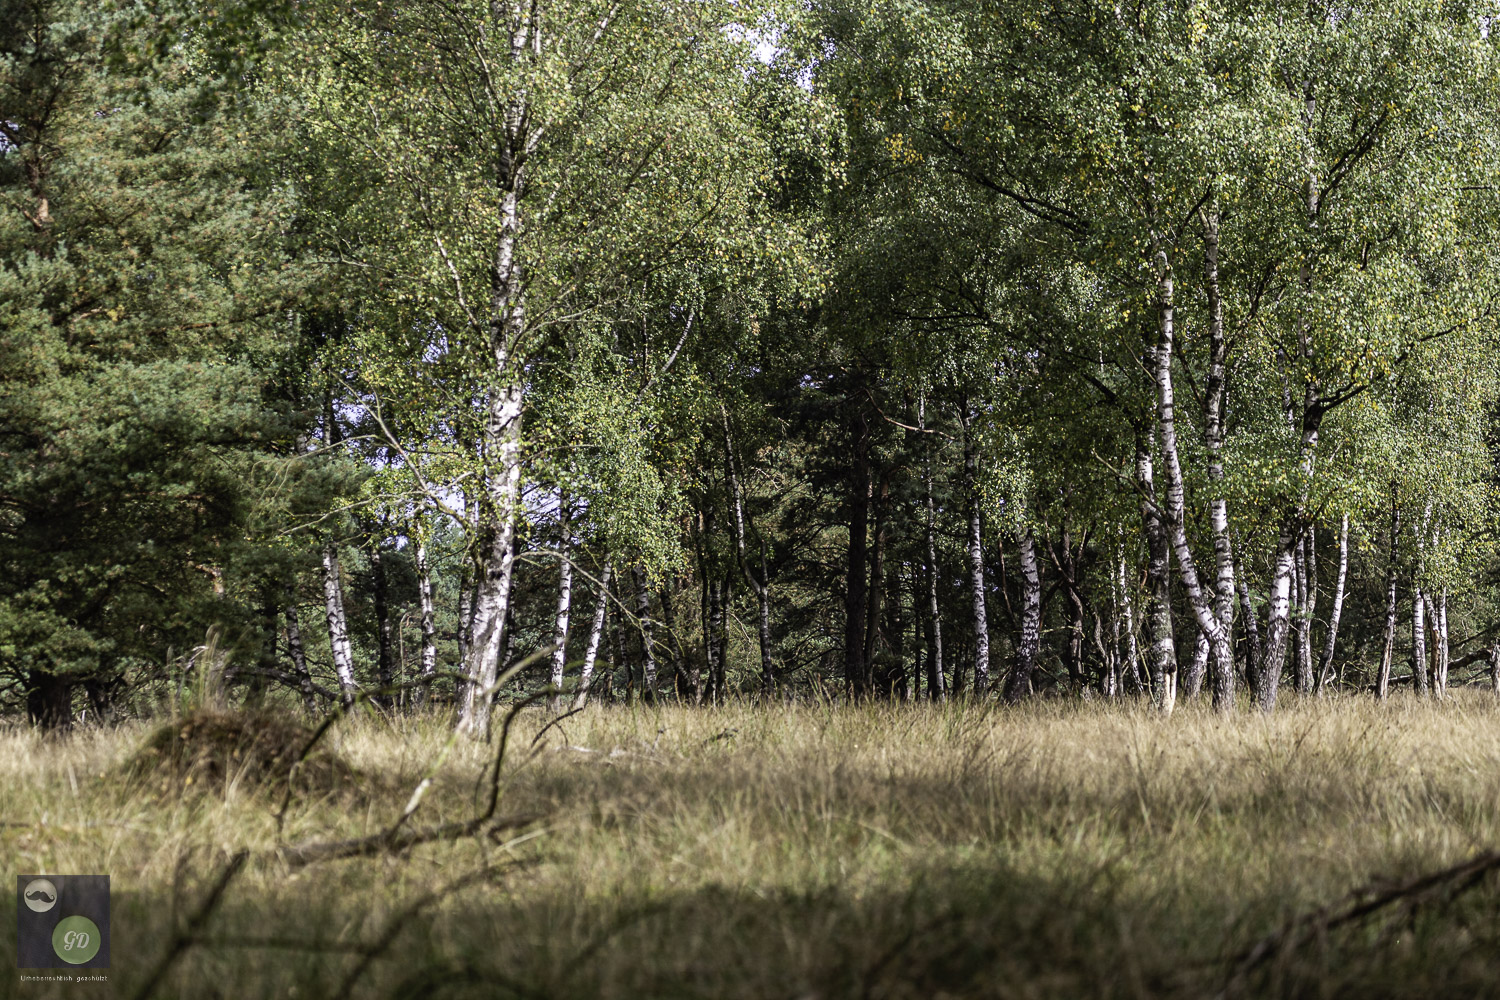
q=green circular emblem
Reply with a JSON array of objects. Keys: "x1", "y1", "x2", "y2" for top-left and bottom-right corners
[{"x1": 52, "y1": 915, "x2": 101, "y2": 964}]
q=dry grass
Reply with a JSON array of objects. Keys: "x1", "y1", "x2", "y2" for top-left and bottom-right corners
[{"x1": 4, "y1": 691, "x2": 1500, "y2": 998}]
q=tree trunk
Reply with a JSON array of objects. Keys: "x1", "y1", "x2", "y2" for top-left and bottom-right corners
[
  {"x1": 456, "y1": 380, "x2": 524, "y2": 739},
  {"x1": 414, "y1": 535, "x2": 438, "y2": 708},
  {"x1": 548, "y1": 497, "x2": 575, "y2": 712},
  {"x1": 610, "y1": 600, "x2": 628, "y2": 702},
  {"x1": 1150, "y1": 249, "x2": 1230, "y2": 713},
  {"x1": 1316, "y1": 513, "x2": 1349, "y2": 692},
  {"x1": 1005, "y1": 529, "x2": 1043, "y2": 702},
  {"x1": 1138, "y1": 424, "x2": 1176, "y2": 709},
  {"x1": 456, "y1": 564, "x2": 473, "y2": 705},
  {"x1": 1118, "y1": 552, "x2": 1144, "y2": 695},
  {"x1": 1489, "y1": 642, "x2": 1500, "y2": 697},
  {"x1": 960, "y1": 405, "x2": 990, "y2": 696},
  {"x1": 1201, "y1": 205, "x2": 1239, "y2": 710},
  {"x1": 723, "y1": 407, "x2": 775, "y2": 696},
  {"x1": 1376, "y1": 502, "x2": 1401, "y2": 700},
  {"x1": 844, "y1": 406, "x2": 871, "y2": 696},
  {"x1": 660, "y1": 581, "x2": 689, "y2": 701},
  {"x1": 27, "y1": 669, "x2": 73, "y2": 730},
  {"x1": 921, "y1": 397, "x2": 946, "y2": 702},
  {"x1": 1259, "y1": 92, "x2": 1327, "y2": 712},
  {"x1": 1185, "y1": 630, "x2": 1209, "y2": 699},
  {"x1": 710, "y1": 578, "x2": 727, "y2": 702},
  {"x1": 1431, "y1": 586, "x2": 1449, "y2": 698},
  {"x1": 633, "y1": 565, "x2": 658, "y2": 701},
  {"x1": 455, "y1": 28, "x2": 534, "y2": 735},
  {"x1": 370, "y1": 541, "x2": 395, "y2": 704},
  {"x1": 574, "y1": 562, "x2": 612, "y2": 709},
  {"x1": 1292, "y1": 532, "x2": 1312, "y2": 694},
  {"x1": 1411, "y1": 575, "x2": 1429, "y2": 697},
  {"x1": 1298, "y1": 527, "x2": 1318, "y2": 693},
  {"x1": 285, "y1": 582, "x2": 317, "y2": 714},
  {"x1": 864, "y1": 477, "x2": 888, "y2": 690},
  {"x1": 321, "y1": 541, "x2": 358, "y2": 708}
]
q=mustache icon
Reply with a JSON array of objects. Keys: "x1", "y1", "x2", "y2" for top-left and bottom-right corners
[{"x1": 25, "y1": 890, "x2": 55, "y2": 903}]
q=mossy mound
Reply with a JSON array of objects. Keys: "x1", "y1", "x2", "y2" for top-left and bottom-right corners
[{"x1": 126, "y1": 709, "x2": 356, "y2": 795}]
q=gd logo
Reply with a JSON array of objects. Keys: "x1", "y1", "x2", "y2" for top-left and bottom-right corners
[{"x1": 51, "y1": 915, "x2": 101, "y2": 964}]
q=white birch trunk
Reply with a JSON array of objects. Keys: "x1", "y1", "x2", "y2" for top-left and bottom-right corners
[
  {"x1": 573, "y1": 562, "x2": 612, "y2": 709},
  {"x1": 415, "y1": 535, "x2": 438, "y2": 707},
  {"x1": 920, "y1": 395, "x2": 945, "y2": 702},
  {"x1": 321, "y1": 541, "x2": 358, "y2": 708},
  {"x1": 1412, "y1": 576, "x2": 1429, "y2": 697},
  {"x1": 548, "y1": 497, "x2": 575, "y2": 711},
  {"x1": 960, "y1": 407, "x2": 990, "y2": 696},
  {"x1": 1377, "y1": 503, "x2": 1401, "y2": 700},
  {"x1": 1150, "y1": 250, "x2": 1227, "y2": 713},
  {"x1": 1004, "y1": 529, "x2": 1042, "y2": 702},
  {"x1": 1316, "y1": 513, "x2": 1349, "y2": 692}
]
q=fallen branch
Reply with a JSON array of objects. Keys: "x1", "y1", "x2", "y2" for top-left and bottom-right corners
[
  {"x1": 1222, "y1": 847, "x2": 1500, "y2": 996},
  {"x1": 130, "y1": 849, "x2": 250, "y2": 1000}
]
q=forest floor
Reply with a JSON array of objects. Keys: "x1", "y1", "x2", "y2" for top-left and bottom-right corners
[{"x1": 4, "y1": 691, "x2": 1500, "y2": 999}]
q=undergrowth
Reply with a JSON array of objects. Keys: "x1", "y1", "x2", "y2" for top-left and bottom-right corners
[{"x1": 2, "y1": 691, "x2": 1499, "y2": 998}]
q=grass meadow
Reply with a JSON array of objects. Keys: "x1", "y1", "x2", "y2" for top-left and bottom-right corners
[{"x1": 5, "y1": 691, "x2": 1500, "y2": 999}]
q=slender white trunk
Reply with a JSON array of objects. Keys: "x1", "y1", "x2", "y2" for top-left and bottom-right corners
[
  {"x1": 1201, "y1": 205, "x2": 1239, "y2": 708},
  {"x1": 1435, "y1": 586, "x2": 1449, "y2": 697},
  {"x1": 960, "y1": 407, "x2": 990, "y2": 695},
  {"x1": 1377, "y1": 502, "x2": 1401, "y2": 700},
  {"x1": 1316, "y1": 514, "x2": 1348, "y2": 691},
  {"x1": 1138, "y1": 425, "x2": 1176, "y2": 705},
  {"x1": 1412, "y1": 579, "x2": 1429, "y2": 697},
  {"x1": 1292, "y1": 534, "x2": 1311, "y2": 693},
  {"x1": 920, "y1": 395, "x2": 945, "y2": 702},
  {"x1": 1005, "y1": 529, "x2": 1042, "y2": 702},
  {"x1": 548, "y1": 496, "x2": 574, "y2": 711},
  {"x1": 321, "y1": 542, "x2": 358, "y2": 707},
  {"x1": 573, "y1": 562, "x2": 612, "y2": 709},
  {"x1": 1151, "y1": 250, "x2": 1227, "y2": 712},
  {"x1": 415, "y1": 536, "x2": 438, "y2": 706},
  {"x1": 1118, "y1": 552, "x2": 1143, "y2": 695}
]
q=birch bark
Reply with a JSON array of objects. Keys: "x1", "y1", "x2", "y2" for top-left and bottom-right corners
[
  {"x1": 548, "y1": 495, "x2": 575, "y2": 711},
  {"x1": 414, "y1": 534, "x2": 438, "y2": 707},
  {"x1": 321, "y1": 542, "x2": 358, "y2": 708},
  {"x1": 959, "y1": 405, "x2": 990, "y2": 696},
  {"x1": 921, "y1": 396, "x2": 946, "y2": 702},
  {"x1": 1376, "y1": 503, "x2": 1401, "y2": 700},
  {"x1": 573, "y1": 562, "x2": 612, "y2": 709},
  {"x1": 1004, "y1": 529, "x2": 1042, "y2": 702},
  {"x1": 1316, "y1": 513, "x2": 1348, "y2": 692}
]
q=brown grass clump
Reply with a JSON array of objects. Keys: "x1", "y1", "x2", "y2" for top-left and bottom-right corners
[{"x1": 124, "y1": 707, "x2": 356, "y2": 795}]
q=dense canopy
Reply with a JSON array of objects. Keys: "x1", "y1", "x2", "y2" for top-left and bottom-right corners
[{"x1": 4, "y1": 0, "x2": 1500, "y2": 729}]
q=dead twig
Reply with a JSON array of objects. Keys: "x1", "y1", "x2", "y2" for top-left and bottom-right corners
[
  {"x1": 1222, "y1": 847, "x2": 1500, "y2": 996},
  {"x1": 130, "y1": 849, "x2": 250, "y2": 1000}
]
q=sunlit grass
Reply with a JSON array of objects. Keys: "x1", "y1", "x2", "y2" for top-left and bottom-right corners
[{"x1": 3, "y1": 690, "x2": 1500, "y2": 998}]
